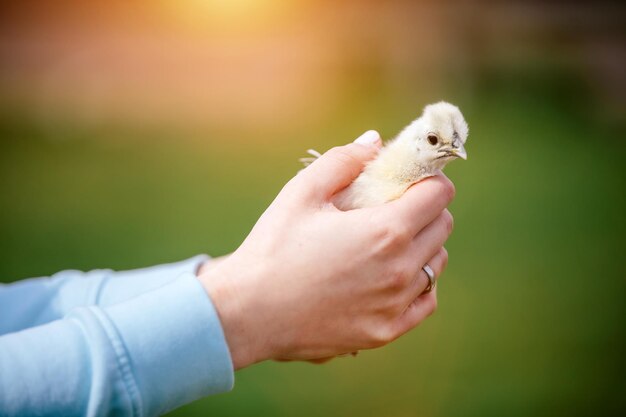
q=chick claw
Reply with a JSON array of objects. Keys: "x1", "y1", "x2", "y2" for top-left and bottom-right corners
[{"x1": 298, "y1": 149, "x2": 323, "y2": 167}]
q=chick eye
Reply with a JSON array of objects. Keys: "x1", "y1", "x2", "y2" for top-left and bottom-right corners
[{"x1": 427, "y1": 134, "x2": 439, "y2": 145}]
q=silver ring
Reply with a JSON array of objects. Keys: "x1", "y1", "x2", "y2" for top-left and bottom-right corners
[{"x1": 422, "y1": 263, "x2": 436, "y2": 292}]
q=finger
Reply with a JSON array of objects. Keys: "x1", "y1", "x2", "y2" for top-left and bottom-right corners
[
  {"x1": 393, "y1": 287, "x2": 438, "y2": 336},
  {"x1": 274, "y1": 356, "x2": 336, "y2": 364},
  {"x1": 404, "y1": 247, "x2": 448, "y2": 304},
  {"x1": 299, "y1": 131, "x2": 382, "y2": 200},
  {"x1": 307, "y1": 357, "x2": 336, "y2": 364},
  {"x1": 411, "y1": 209, "x2": 453, "y2": 267},
  {"x1": 370, "y1": 174, "x2": 455, "y2": 237}
]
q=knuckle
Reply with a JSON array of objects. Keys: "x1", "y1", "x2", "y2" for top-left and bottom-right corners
[
  {"x1": 427, "y1": 296, "x2": 438, "y2": 317},
  {"x1": 386, "y1": 266, "x2": 411, "y2": 291},
  {"x1": 374, "y1": 223, "x2": 410, "y2": 253},
  {"x1": 442, "y1": 210, "x2": 454, "y2": 234},
  {"x1": 437, "y1": 176, "x2": 456, "y2": 203},
  {"x1": 441, "y1": 248, "x2": 449, "y2": 269},
  {"x1": 327, "y1": 146, "x2": 361, "y2": 166},
  {"x1": 367, "y1": 325, "x2": 396, "y2": 348},
  {"x1": 326, "y1": 146, "x2": 344, "y2": 158}
]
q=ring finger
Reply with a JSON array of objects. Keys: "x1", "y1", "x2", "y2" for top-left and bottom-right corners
[{"x1": 405, "y1": 247, "x2": 448, "y2": 304}]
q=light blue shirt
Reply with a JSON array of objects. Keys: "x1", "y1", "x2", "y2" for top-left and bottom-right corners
[{"x1": 0, "y1": 256, "x2": 234, "y2": 416}]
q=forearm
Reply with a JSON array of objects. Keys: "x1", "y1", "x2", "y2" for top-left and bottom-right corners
[
  {"x1": 0, "y1": 255, "x2": 209, "y2": 334},
  {"x1": 0, "y1": 273, "x2": 234, "y2": 417}
]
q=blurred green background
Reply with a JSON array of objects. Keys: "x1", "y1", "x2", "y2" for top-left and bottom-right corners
[{"x1": 1, "y1": 1, "x2": 625, "y2": 416}]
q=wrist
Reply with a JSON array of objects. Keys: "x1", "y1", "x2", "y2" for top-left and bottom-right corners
[
  {"x1": 196, "y1": 254, "x2": 230, "y2": 276},
  {"x1": 197, "y1": 260, "x2": 276, "y2": 370}
]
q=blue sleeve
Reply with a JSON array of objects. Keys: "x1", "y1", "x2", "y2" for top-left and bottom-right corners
[
  {"x1": 0, "y1": 255, "x2": 209, "y2": 335},
  {"x1": 0, "y1": 263, "x2": 235, "y2": 417}
]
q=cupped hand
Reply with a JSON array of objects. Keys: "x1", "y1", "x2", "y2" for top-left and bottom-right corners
[{"x1": 197, "y1": 131, "x2": 455, "y2": 370}]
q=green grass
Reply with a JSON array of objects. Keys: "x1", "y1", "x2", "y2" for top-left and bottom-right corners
[{"x1": 1, "y1": 85, "x2": 624, "y2": 416}]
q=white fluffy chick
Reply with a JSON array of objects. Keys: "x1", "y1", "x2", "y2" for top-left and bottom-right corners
[{"x1": 302, "y1": 101, "x2": 468, "y2": 210}]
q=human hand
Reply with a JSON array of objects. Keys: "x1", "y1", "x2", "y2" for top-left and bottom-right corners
[{"x1": 197, "y1": 131, "x2": 455, "y2": 370}]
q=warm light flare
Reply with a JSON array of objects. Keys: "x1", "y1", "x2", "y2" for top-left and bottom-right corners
[{"x1": 159, "y1": 0, "x2": 294, "y2": 33}]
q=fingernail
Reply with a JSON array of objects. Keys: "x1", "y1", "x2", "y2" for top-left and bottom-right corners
[{"x1": 354, "y1": 130, "x2": 381, "y2": 146}]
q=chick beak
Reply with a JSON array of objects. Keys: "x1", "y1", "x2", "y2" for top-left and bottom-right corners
[{"x1": 450, "y1": 143, "x2": 467, "y2": 160}]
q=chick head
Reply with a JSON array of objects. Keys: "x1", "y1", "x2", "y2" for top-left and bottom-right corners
[{"x1": 399, "y1": 101, "x2": 468, "y2": 171}]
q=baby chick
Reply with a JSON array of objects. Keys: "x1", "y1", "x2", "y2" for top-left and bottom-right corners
[{"x1": 302, "y1": 101, "x2": 468, "y2": 210}]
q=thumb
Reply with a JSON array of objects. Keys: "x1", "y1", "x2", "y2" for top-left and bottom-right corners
[{"x1": 301, "y1": 130, "x2": 381, "y2": 200}]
